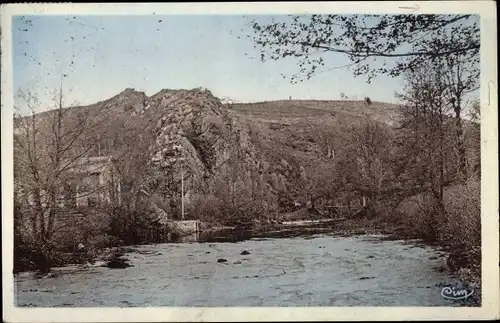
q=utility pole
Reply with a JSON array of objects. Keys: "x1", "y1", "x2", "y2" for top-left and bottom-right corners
[
  {"x1": 97, "y1": 134, "x2": 101, "y2": 156},
  {"x1": 181, "y1": 163, "x2": 184, "y2": 220}
]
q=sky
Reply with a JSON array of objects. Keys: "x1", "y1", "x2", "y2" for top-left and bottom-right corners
[{"x1": 12, "y1": 15, "x2": 418, "y2": 111}]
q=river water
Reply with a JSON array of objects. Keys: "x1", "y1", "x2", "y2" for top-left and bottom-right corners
[{"x1": 15, "y1": 232, "x2": 470, "y2": 307}]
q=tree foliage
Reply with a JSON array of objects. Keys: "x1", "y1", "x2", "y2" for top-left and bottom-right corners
[{"x1": 247, "y1": 14, "x2": 479, "y2": 84}]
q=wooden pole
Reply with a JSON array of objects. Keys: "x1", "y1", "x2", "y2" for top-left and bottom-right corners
[
  {"x1": 97, "y1": 134, "x2": 101, "y2": 156},
  {"x1": 181, "y1": 164, "x2": 184, "y2": 220}
]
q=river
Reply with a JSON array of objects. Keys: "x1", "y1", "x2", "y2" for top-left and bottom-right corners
[{"x1": 14, "y1": 231, "x2": 473, "y2": 307}]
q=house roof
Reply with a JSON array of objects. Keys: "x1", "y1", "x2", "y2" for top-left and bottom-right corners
[{"x1": 67, "y1": 156, "x2": 116, "y2": 175}]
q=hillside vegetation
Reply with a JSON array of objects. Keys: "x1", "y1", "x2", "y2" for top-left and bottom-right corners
[{"x1": 14, "y1": 88, "x2": 480, "y2": 289}]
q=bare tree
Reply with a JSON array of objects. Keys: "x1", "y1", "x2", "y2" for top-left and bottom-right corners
[
  {"x1": 442, "y1": 52, "x2": 479, "y2": 179},
  {"x1": 395, "y1": 59, "x2": 457, "y2": 221},
  {"x1": 333, "y1": 119, "x2": 394, "y2": 212},
  {"x1": 14, "y1": 84, "x2": 101, "y2": 242}
]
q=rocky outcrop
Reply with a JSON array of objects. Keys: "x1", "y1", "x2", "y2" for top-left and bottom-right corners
[
  {"x1": 46, "y1": 87, "x2": 285, "y2": 222},
  {"x1": 128, "y1": 88, "x2": 279, "y2": 220}
]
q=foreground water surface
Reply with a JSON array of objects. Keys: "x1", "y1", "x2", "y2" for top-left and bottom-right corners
[{"x1": 15, "y1": 232, "x2": 470, "y2": 307}]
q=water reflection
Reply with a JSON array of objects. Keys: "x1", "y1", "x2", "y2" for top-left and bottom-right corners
[
  {"x1": 169, "y1": 225, "x2": 353, "y2": 244},
  {"x1": 169, "y1": 228, "x2": 252, "y2": 243},
  {"x1": 173, "y1": 232, "x2": 200, "y2": 243}
]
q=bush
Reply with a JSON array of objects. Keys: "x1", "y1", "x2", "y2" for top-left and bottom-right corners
[
  {"x1": 439, "y1": 178, "x2": 481, "y2": 278},
  {"x1": 190, "y1": 194, "x2": 229, "y2": 224},
  {"x1": 397, "y1": 193, "x2": 441, "y2": 242},
  {"x1": 14, "y1": 234, "x2": 70, "y2": 273},
  {"x1": 107, "y1": 206, "x2": 170, "y2": 245},
  {"x1": 188, "y1": 188, "x2": 277, "y2": 227},
  {"x1": 393, "y1": 177, "x2": 480, "y2": 287}
]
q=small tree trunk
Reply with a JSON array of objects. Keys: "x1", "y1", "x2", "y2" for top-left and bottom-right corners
[
  {"x1": 46, "y1": 194, "x2": 57, "y2": 240},
  {"x1": 455, "y1": 117, "x2": 467, "y2": 180},
  {"x1": 33, "y1": 188, "x2": 45, "y2": 241},
  {"x1": 30, "y1": 211, "x2": 37, "y2": 236}
]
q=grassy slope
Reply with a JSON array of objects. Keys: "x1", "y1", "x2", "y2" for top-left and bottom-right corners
[
  {"x1": 229, "y1": 98, "x2": 478, "y2": 178},
  {"x1": 227, "y1": 100, "x2": 400, "y2": 176}
]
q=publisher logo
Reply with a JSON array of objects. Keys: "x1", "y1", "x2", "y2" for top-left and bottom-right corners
[{"x1": 441, "y1": 286, "x2": 474, "y2": 300}]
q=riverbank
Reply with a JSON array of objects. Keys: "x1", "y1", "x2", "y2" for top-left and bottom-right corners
[{"x1": 13, "y1": 217, "x2": 475, "y2": 273}]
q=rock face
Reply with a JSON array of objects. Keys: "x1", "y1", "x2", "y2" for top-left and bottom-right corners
[
  {"x1": 144, "y1": 89, "x2": 228, "y2": 175},
  {"x1": 128, "y1": 88, "x2": 278, "y2": 221}
]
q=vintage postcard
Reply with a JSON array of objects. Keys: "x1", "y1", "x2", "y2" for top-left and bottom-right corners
[{"x1": 1, "y1": 1, "x2": 498, "y2": 322}]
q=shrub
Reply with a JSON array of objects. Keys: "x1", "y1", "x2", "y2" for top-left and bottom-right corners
[
  {"x1": 397, "y1": 193, "x2": 441, "y2": 242},
  {"x1": 107, "y1": 206, "x2": 170, "y2": 245},
  {"x1": 440, "y1": 177, "x2": 481, "y2": 278},
  {"x1": 189, "y1": 194, "x2": 226, "y2": 224},
  {"x1": 14, "y1": 234, "x2": 70, "y2": 273}
]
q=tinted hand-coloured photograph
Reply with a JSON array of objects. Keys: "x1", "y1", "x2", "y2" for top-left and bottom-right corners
[{"x1": 2, "y1": 2, "x2": 498, "y2": 322}]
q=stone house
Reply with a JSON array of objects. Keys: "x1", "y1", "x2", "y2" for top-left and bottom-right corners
[
  {"x1": 15, "y1": 156, "x2": 121, "y2": 210},
  {"x1": 66, "y1": 156, "x2": 122, "y2": 208}
]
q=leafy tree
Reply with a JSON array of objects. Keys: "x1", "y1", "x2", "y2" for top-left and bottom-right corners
[{"x1": 247, "y1": 14, "x2": 479, "y2": 83}]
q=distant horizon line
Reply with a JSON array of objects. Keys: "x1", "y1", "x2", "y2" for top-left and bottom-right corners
[
  {"x1": 14, "y1": 85, "x2": 401, "y2": 117},
  {"x1": 91, "y1": 87, "x2": 401, "y2": 106}
]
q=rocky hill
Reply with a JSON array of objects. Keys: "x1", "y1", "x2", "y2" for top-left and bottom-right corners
[
  {"x1": 15, "y1": 88, "x2": 479, "y2": 224},
  {"x1": 32, "y1": 88, "x2": 280, "y2": 223},
  {"x1": 137, "y1": 88, "x2": 276, "y2": 222},
  {"x1": 88, "y1": 92, "x2": 404, "y2": 219}
]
